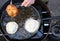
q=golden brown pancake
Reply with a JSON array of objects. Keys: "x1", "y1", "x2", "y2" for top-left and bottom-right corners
[{"x1": 6, "y1": 4, "x2": 18, "y2": 17}]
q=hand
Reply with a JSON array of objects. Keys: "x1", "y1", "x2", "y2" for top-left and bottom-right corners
[{"x1": 21, "y1": 0, "x2": 35, "y2": 7}]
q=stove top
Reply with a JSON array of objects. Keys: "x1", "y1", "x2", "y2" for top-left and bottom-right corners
[{"x1": 0, "y1": 0, "x2": 60, "y2": 41}]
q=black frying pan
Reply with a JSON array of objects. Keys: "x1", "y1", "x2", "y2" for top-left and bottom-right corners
[
  {"x1": 0, "y1": 0, "x2": 51, "y2": 41},
  {"x1": 1, "y1": 2, "x2": 41, "y2": 41}
]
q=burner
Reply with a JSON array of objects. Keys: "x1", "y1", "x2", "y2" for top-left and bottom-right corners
[{"x1": 51, "y1": 25, "x2": 60, "y2": 39}]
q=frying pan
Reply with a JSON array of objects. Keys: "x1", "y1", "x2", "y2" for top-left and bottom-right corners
[
  {"x1": 0, "y1": 0, "x2": 51, "y2": 41},
  {"x1": 1, "y1": 2, "x2": 41, "y2": 41}
]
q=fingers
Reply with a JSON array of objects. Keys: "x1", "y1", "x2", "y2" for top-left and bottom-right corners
[
  {"x1": 24, "y1": 0, "x2": 31, "y2": 7},
  {"x1": 26, "y1": 2, "x2": 32, "y2": 7},
  {"x1": 21, "y1": 0, "x2": 35, "y2": 7},
  {"x1": 21, "y1": 0, "x2": 28, "y2": 6}
]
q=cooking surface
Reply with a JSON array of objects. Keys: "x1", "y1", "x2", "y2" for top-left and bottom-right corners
[
  {"x1": 0, "y1": 0, "x2": 60, "y2": 41},
  {"x1": 0, "y1": 0, "x2": 44, "y2": 41}
]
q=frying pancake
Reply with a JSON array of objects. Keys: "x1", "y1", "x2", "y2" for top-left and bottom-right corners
[
  {"x1": 6, "y1": 4, "x2": 18, "y2": 17},
  {"x1": 6, "y1": 22, "x2": 18, "y2": 34}
]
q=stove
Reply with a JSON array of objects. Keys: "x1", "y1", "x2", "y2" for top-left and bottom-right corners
[{"x1": 0, "y1": 0, "x2": 60, "y2": 41}]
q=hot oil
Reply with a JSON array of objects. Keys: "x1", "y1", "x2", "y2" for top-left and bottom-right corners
[{"x1": 14, "y1": 7, "x2": 32, "y2": 23}]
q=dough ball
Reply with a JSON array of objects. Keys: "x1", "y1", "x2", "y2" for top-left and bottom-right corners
[
  {"x1": 24, "y1": 18, "x2": 40, "y2": 33},
  {"x1": 6, "y1": 22, "x2": 18, "y2": 34},
  {"x1": 6, "y1": 4, "x2": 18, "y2": 17}
]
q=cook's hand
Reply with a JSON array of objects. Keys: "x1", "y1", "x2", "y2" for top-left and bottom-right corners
[{"x1": 21, "y1": 0, "x2": 35, "y2": 7}]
